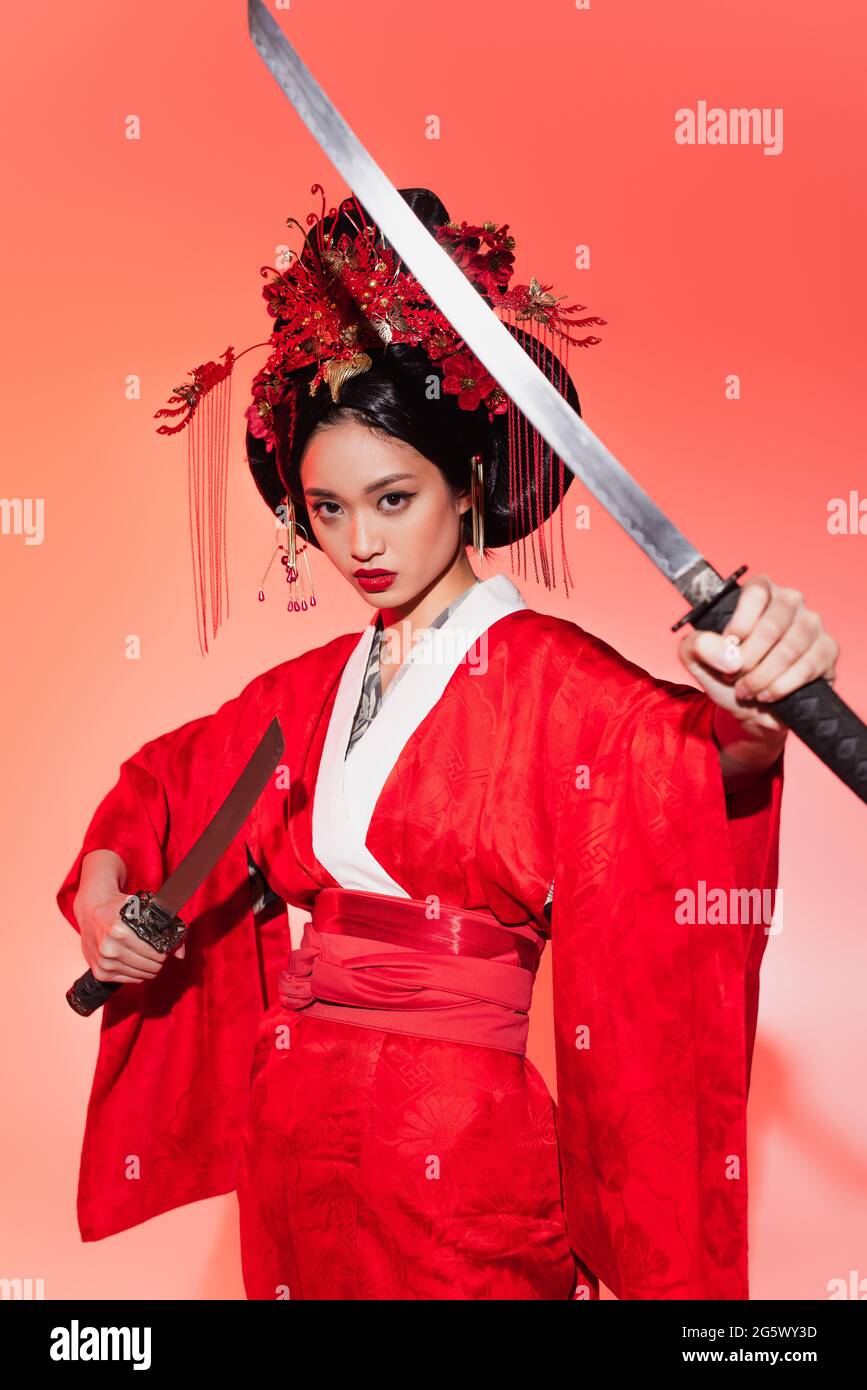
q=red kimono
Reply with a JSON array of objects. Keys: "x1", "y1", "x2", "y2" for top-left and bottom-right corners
[{"x1": 56, "y1": 574, "x2": 784, "y2": 1300}]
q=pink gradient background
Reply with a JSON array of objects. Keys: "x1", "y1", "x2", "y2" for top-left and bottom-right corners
[{"x1": 2, "y1": 0, "x2": 864, "y2": 1299}]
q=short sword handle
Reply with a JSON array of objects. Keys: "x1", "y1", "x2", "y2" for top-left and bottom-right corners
[{"x1": 66, "y1": 891, "x2": 187, "y2": 1018}]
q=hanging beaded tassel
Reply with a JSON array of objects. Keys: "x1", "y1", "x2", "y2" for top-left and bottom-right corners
[
  {"x1": 154, "y1": 346, "x2": 236, "y2": 657},
  {"x1": 257, "y1": 493, "x2": 317, "y2": 613},
  {"x1": 188, "y1": 365, "x2": 231, "y2": 656},
  {"x1": 502, "y1": 309, "x2": 575, "y2": 600},
  {"x1": 156, "y1": 342, "x2": 287, "y2": 655}
]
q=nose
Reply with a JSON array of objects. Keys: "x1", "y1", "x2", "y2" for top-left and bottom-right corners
[{"x1": 349, "y1": 511, "x2": 385, "y2": 562}]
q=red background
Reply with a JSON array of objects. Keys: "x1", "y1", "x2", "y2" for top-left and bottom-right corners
[{"x1": 2, "y1": 0, "x2": 864, "y2": 1298}]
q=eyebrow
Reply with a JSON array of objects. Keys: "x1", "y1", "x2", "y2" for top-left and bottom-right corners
[{"x1": 304, "y1": 472, "x2": 417, "y2": 500}]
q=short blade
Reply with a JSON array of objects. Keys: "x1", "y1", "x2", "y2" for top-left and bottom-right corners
[{"x1": 153, "y1": 716, "x2": 285, "y2": 917}]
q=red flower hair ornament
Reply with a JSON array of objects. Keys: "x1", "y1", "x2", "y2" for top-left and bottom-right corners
[{"x1": 154, "y1": 184, "x2": 605, "y2": 654}]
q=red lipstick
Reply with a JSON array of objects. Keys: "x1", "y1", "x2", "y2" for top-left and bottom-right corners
[{"x1": 353, "y1": 568, "x2": 397, "y2": 592}]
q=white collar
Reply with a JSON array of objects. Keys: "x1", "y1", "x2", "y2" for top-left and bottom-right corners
[{"x1": 311, "y1": 572, "x2": 527, "y2": 894}]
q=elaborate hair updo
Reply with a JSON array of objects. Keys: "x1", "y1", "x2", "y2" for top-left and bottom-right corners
[{"x1": 246, "y1": 187, "x2": 583, "y2": 559}]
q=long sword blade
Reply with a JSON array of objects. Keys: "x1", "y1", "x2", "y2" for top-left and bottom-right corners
[
  {"x1": 247, "y1": 0, "x2": 711, "y2": 597},
  {"x1": 244, "y1": 0, "x2": 867, "y2": 807}
]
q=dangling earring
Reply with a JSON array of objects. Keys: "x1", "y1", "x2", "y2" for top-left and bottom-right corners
[
  {"x1": 470, "y1": 453, "x2": 485, "y2": 562},
  {"x1": 257, "y1": 493, "x2": 317, "y2": 613}
]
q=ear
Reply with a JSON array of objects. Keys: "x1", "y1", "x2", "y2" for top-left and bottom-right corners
[{"x1": 454, "y1": 464, "x2": 474, "y2": 516}]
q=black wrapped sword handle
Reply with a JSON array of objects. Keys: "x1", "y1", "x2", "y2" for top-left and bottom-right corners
[
  {"x1": 66, "y1": 890, "x2": 187, "y2": 1017},
  {"x1": 673, "y1": 568, "x2": 867, "y2": 804}
]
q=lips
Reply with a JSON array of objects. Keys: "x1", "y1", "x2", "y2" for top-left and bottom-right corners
[{"x1": 354, "y1": 569, "x2": 397, "y2": 591}]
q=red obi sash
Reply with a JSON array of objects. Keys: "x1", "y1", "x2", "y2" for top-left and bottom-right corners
[{"x1": 277, "y1": 887, "x2": 543, "y2": 1055}]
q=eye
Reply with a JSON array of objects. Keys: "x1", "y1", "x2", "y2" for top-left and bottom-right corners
[
  {"x1": 310, "y1": 492, "x2": 416, "y2": 520},
  {"x1": 379, "y1": 491, "x2": 415, "y2": 512}
]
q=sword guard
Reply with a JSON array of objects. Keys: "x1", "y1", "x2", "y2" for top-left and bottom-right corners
[
  {"x1": 119, "y1": 890, "x2": 187, "y2": 955},
  {"x1": 671, "y1": 566, "x2": 748, "y2": 632}
]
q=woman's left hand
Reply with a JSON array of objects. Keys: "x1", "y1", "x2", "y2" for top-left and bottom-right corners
[{"x1": 677, "y1": 574, "x2": 840, "y2": 748}]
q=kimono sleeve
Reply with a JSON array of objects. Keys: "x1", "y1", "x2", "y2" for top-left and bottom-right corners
[
  {"x1": 55, "y1": 670, "x2": 293, "y2": 1242},
  {"x1": 547, "y1": 633, "x2": 784, "y2": 1301},
  {"x1": 56, "y1": 674, "x2": 267, "y2": 929}
]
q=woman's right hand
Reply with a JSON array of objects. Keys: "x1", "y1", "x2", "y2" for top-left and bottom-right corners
[{"x1": 74, "y1": 849, "x2": 185, "y2": 985}]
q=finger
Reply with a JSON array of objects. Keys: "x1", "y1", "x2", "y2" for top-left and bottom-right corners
[
  {"x1": 751, "y1": 636, "x2": 841, "y2": 702},
  {"x1": 689, "y1": 629, "x2": 744, "y2": 676},
  {"x1": 92, "y1": 957, "x2": 160, "y2": 983},
  {"x1": 733, "y1": 591, "x2": 802, "y2": 672},
  {"x1": 92, "y1": 970, "x2": 151, "y2": 987},
  {"x1": 101, "y1": 942, "x2": 164, "y2": 973},
  {"x1": 732, "y1": 609, "x2": 819, "y2": 699},
  {"x1": 115, "y1": 945, "x2": 166, "y2": 975},
  {"x1": 97, "y1": 935, "x2": 166, "y2": 974},
  {"x1": 106, "y1": 919, "x2": 170, "y2": 964},
  {"x1": 720, "y1": 576, "x2": 774, "y2": 642}
]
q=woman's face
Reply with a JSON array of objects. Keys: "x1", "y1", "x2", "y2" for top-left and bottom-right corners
[{"x1": 299, "y1": 418, "x2": 472, "y2": 608}]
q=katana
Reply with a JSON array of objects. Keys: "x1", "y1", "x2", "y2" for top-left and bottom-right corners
[
  {"x1": 246, "y1": 0, "x2": 866, "y2": 804},
  {"x1": 67, "y1": 716, "x2": 286, "y2": 1015}
]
